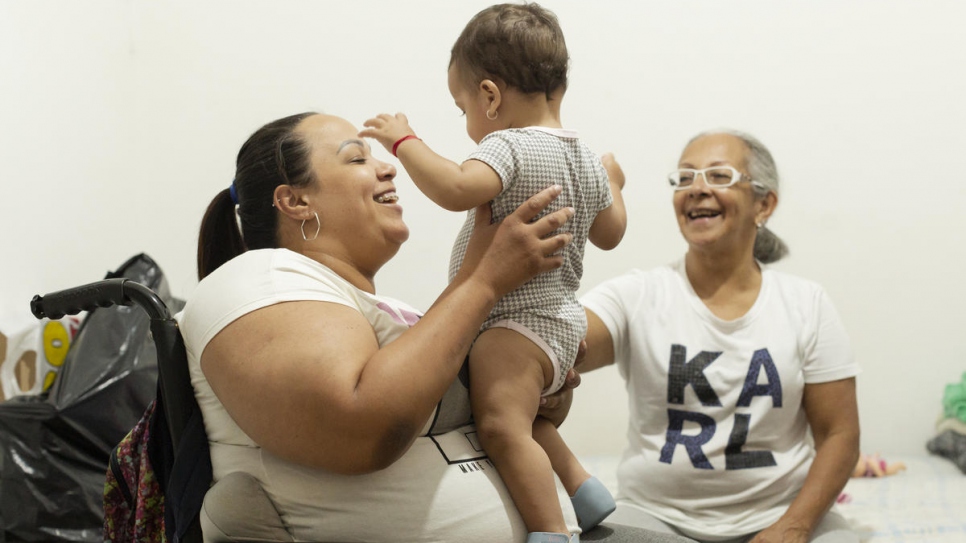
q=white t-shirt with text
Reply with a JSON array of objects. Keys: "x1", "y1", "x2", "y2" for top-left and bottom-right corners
[{"x1": 581, "y1": 260, "x2": 859, "y2": 541}]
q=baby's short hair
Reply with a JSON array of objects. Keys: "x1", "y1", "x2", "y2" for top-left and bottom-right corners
[{"x1": 450, "y1": 3, "x2": 569, "y2": 99}]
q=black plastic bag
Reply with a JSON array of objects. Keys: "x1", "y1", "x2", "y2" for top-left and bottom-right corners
[{"x1": 0, "y1": 254, "x2": 183, "y2": 542}]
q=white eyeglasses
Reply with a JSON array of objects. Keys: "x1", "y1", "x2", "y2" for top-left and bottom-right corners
[{"x1": 667, "y1": 166, "x2": 764, "y2": 191}]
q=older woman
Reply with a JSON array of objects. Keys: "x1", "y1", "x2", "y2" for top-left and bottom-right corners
[
  {"x1": 581, "y1": 131, "x2": 860, "y2": 543},
  {"x1": 179, "y1": 112, "x2": 694, "y2": 543}
]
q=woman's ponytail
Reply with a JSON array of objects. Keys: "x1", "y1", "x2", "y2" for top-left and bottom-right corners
[
  {"x1": 197, "y1": 188, "x2": 246, "y2": 280},
  {"x1": 195, "y1": 112, "x2": 317, "y2": 280},
  {"x1": 754, "y1": 225, "x2": 789, "y2": 264}
]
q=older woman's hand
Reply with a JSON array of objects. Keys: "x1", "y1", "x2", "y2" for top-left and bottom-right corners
[
  {"x1": 538, "y1": 340, "x2": 584, "y2": 427},
  {"x1": 458, "y1": 184, "x2": 574, "y2": 299},
  {"x1": 748, "y1": 520, "x2": 810, "y2": 543}
]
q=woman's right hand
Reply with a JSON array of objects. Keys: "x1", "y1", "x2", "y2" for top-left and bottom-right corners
[{"x1": 458, "y1": 185, "x2": 574, "y2": 298}]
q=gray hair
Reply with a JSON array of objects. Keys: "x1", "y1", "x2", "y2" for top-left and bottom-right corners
[{"x1": 686, "y1": 129, "x2": 789, "y2": 264}]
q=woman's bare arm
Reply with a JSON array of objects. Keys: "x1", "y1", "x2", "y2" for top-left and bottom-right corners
[
  {"x1": 577, "y1": 308, "x2": 616, "y2": 373},
  {"x1": 750, "y1": 378, "x2": 860, "y2": 542}
]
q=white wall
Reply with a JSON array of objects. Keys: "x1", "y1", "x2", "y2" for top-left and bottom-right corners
[{"x1": 2, "y1": 0, "x2": 964, "y2": 457}]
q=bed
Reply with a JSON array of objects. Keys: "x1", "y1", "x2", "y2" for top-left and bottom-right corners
[{"x1": 580, "y1": 454, "x2": 966, "y2": 542}]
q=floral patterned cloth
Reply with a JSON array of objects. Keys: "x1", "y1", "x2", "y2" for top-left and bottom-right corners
[{"x1": 103, "y1": 400, "x2": 165, "y2": 542}]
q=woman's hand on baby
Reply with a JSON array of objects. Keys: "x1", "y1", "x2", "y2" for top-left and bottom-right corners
[
  {"x1": 601, "y1": 152, "x2": 625, "y2": 191},
  {"x1": 359, "y1": 113, "x2": 416, "y2": 153},
  {"x1": 460, "y1": 185, "x2": 574, "y2": 298},
  {"x1": 538, "y1": 340, "x2": 584, "y2": 426},
  {"x1": 538, "y1": 337, "x2": 583, "y2": 427}
]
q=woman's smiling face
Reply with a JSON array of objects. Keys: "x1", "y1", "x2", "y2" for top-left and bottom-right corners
[
  {"x1": 297, "y1": 114, "x2": 409, "y2": 262},
  {"x1": 673, "y1": 133, "x2": 764, "y2": 255}
]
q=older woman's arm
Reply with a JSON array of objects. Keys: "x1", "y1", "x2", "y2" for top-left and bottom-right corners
[
  {"x1": 751, "y1": 377, "x2": 860, "y2": 543},
  {"x1": 201, "y1": 187, "x2": 574, "y2": 475},
  {"x1": 577, "y1": 308, "x2": 616, "y2": 373}
]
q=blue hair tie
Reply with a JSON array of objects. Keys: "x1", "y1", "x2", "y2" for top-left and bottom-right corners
[{"x1": 229, "y1": 182, "x2": 239, "y2": 205}]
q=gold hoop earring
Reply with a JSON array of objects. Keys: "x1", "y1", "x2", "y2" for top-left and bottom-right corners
[
  {"x1": 486, "y1": 109, "x2": 498, "y2": 121},
  {"x1": 301, "y1": 212, "x2": 320, "y2": 241}
]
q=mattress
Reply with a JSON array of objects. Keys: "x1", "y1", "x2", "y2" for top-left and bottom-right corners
[
  {"x1": 580, "y1": 454, "x2": 966, "y2": 542},
  {"x1": 838, "y1": 455, "x2": 966, "y2": 542}
]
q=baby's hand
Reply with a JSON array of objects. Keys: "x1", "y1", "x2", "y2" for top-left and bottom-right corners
[
  {"x1": 360, "y1": 113, "x2": 416, "y2": 154},
  {"x1": 601, "y1": 153, "x2": 625, "y2": 191}
]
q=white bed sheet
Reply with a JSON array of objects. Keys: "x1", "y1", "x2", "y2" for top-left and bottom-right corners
[
  {"x1": 580, "y1": 454, "x2": 966, "y2": 542},
  {"x1": 838, "y1": 455, "x2": 966, "y2": 542}
]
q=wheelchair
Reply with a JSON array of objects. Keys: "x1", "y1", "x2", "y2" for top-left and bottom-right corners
[{"x1": 30, "y1": 276, "x2": 291, "y2": 543}]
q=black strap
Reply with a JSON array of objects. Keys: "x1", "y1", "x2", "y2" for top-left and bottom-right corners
[{"x1": 164, "y1": 408, "x2": 212, "y2": 543}]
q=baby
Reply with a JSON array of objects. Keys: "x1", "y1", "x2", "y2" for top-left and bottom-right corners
[{"x1": 360, "y1": 4, "x2": 626, "y2": 542}]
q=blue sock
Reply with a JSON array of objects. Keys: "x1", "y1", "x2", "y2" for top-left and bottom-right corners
[
  {"x1": 526, "y1": 532, "x2": 579, "y2": 543},
  {"x1": 570, "y1": 476, "x2": 616, "y2": 532}
]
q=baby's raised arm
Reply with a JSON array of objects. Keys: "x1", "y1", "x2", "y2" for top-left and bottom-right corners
[
  {"x1": 360, "y1": 113, "x2": 501, "y2": 211},
  {"x1": 588, "y1": 153, "x2": 628, "y2": 250}
]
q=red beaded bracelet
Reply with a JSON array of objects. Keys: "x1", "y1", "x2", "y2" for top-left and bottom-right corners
[{"x1": 392, "y1": 135, "x2": 420, "y2": 157}]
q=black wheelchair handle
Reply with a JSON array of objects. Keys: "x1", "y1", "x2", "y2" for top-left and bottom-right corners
[{"x1": 31, "y1": 278, "x2": 171, "y2": 321}]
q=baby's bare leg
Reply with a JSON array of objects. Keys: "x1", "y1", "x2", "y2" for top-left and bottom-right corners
[
  {"x1": 534, "y1": 415, "x2": 616, "y2": 532},
  {"x1": 533, "y1": 417, "x2": 590, "y2": 496},
  {"x1": 470, "y1": 327, "x2": 568, "y2": 535}
]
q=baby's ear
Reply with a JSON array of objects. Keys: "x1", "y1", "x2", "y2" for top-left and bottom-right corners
[
  {"x1": 479, "y1": 79, "x2": 502, "y2": 105},
  {"x1": 478, "y1": 79, "x2": 499, "y2": 93}
]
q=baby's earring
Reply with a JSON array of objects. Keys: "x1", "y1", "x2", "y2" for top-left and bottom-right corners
[{"x1": 486, "y1": 109, "x2": 498, "y2": 121}]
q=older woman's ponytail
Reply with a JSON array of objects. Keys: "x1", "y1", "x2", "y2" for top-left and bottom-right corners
[
  {"x1": 197, "y1": 188, "x2": 246, "y2": 280},
  {"x1": 754, "y1": 225, "x2": 788, "y2": 264},
  {"x1": 741, "y1": 131, "x2": 789, "y2": 264}
]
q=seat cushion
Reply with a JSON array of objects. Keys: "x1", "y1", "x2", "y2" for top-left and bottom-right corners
[{"x1": 200, "y1": 471, "x2": 294, "y2": 542}]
